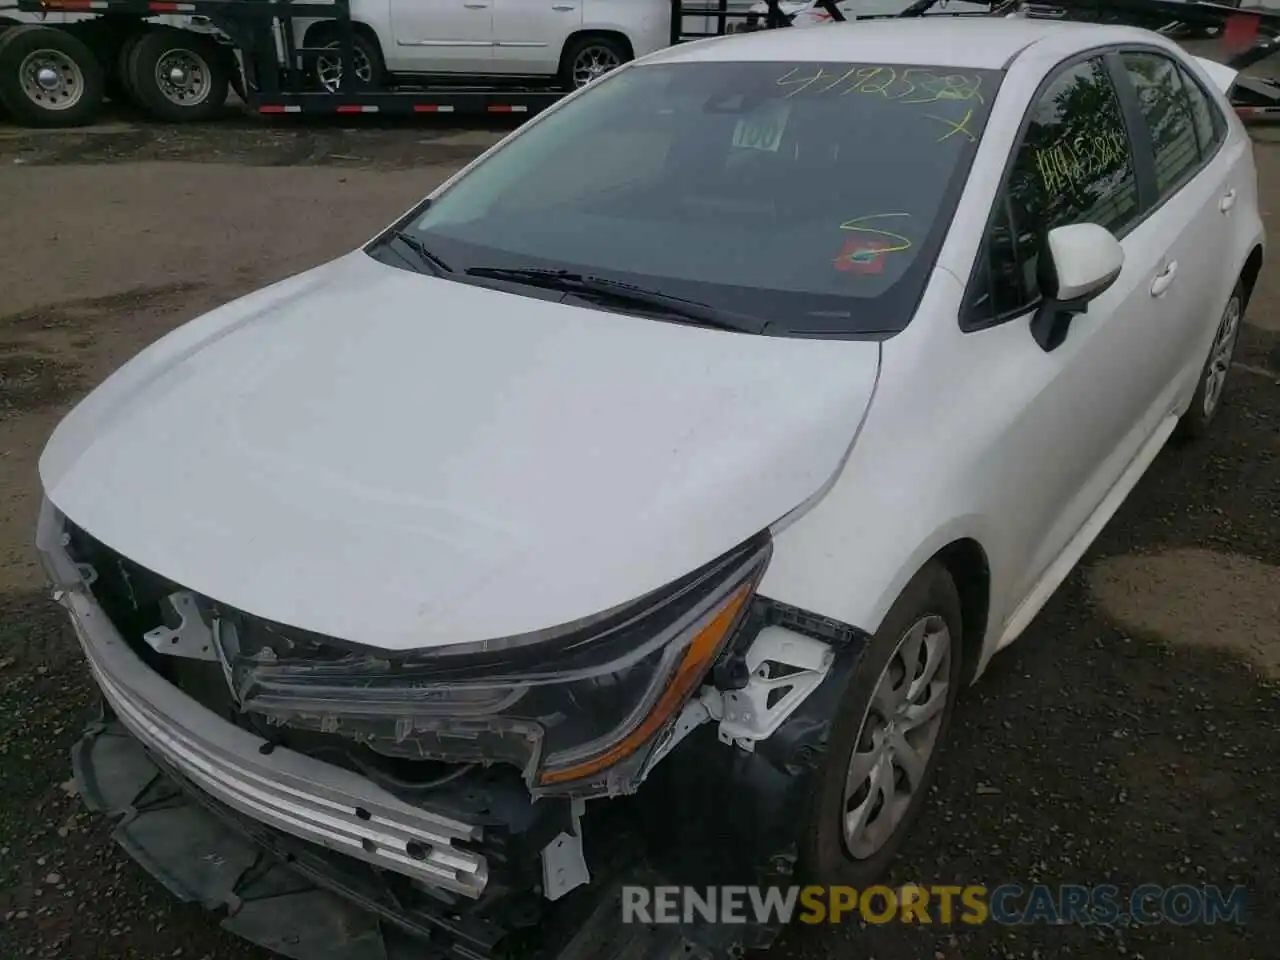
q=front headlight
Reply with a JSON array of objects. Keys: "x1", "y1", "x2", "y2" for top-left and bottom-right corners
[{"x1": 220, "y1": 533, "x2": 771, "y2": 796}]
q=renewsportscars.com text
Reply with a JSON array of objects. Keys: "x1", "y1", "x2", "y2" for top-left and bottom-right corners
[{"x1": 621, "y1": 884, "x2": 1248, "y2": 926}]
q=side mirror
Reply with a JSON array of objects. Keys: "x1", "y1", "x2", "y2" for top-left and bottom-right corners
[{"x1": 1029, "y1": 223, "x2": 1124, "y2": 352}]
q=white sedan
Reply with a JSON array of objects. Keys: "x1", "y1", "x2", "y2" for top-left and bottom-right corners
[{"x1": 38, "y1": 16, "x2": 1262, "y2": 904}]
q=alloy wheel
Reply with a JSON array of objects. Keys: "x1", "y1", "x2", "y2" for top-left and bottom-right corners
[
  {"x1": 316, "y1": 42, "x2": 373, "y2": 93},
  {"x1": 571, "y1": 45, "x2": 622, "y2": 88},
  {"x1": 841, "y1": 614, "x2": 952, "y2": 859},
  {"x1": 1203, "y1": 295, "x2": 1242, "y2": 420}
]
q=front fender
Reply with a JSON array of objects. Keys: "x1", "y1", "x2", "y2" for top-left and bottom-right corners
[{"x1": 756, "y1": 271, "x2": 1014, "y2": 670}]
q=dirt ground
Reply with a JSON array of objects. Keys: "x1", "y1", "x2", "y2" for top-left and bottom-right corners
[{"x1": 1, "y1": 96, "x2": 1278, "y2": 960}]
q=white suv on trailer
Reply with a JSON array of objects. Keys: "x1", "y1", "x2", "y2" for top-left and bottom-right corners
[{"x1": 297, "y1": 0, "x2": 673, "y2": 92}]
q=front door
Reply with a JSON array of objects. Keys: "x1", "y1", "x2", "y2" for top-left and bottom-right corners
[
  {"x1": 964, "y1": 55, "x2": 1186, "y2": 612},
  {"x1": 387, "y1": 0, "x2": 494, "y2": 74}
]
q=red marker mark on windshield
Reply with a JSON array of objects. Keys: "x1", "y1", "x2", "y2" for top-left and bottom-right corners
[{"x1": 834, "y1": 238, "x2": 894, "y2": 274}]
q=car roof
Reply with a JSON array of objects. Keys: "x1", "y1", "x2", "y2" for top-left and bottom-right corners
[{"x1": 646, "y1": 18, "x2": 1158, "y2": 71}]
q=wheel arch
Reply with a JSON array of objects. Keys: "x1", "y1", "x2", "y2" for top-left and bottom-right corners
[
  {"x1": 1240, "y1": 243, "x2": 1264, "y2": 310},
  {"x1": 561, "y1": 28, "x2": 634, "y2": 64},
  {"x1": 933, "y1": 538, "x2": 991, "y2": 686},
  {"x1": 302, "y1": 18, "x2": 386, "y2": 67},
  {"x1": 764, "y1": 507, "x2": 1001, "y2": 685}
]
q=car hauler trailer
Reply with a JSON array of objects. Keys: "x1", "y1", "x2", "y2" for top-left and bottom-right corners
[
  {"x1": 0, "y1": 0, "x2": 807, "y2": 126},
  {"x1": 4, "y1": 0, "x2": 1277, "y2": 128}
]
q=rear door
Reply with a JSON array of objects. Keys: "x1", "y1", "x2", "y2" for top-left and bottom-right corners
[
  {"x1": 1112, "y1": 47, "x2": 1239, "y2": 396},
  {"x1": 491, "y1": 0, "x2": 582, "y2": 75},
  {"x1": 387, "y1": 0, "x2": 494, "y2": 74}
]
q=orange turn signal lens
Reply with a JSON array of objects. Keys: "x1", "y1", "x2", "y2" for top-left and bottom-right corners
[{"x1": 537, "y1": 581, "x2": 754, "y2": 786}]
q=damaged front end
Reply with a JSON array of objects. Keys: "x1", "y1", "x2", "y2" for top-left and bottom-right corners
[
  {"x1": 214, "y1": 532, "x2": 772, "y2": 800},
  {"x1": 60, "y1": 513, "x2": 772, "y2": 801},
  {"x1": 38, "y1": 496, "x2": 872, "y2": 958}
]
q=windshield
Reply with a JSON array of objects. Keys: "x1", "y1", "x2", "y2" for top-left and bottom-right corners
[{"x1": 390, "y1": 59, "x2": 1001, "y2": 336}]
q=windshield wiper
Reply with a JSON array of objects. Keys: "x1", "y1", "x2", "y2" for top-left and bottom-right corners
[
  {"x1": 388, "y1": 230, "x2": 453, "y2": 274},
  {"x1": 464, "y1": 267, "x2": 766, "y2": 333}
]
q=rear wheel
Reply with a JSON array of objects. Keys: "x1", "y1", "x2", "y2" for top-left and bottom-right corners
[
  {"x1": 558, "y1": 34, "x2": 629, "y2": 91},
  {"x1": 0, "y1": 25, "x2": 105, "y2": 127},
  {"x1": 1174, "y1": 280, "x2": 1245, "y2": 443},
  {"x1": 309, "y1": 30, "x2": 382, "y2": 93},
  {"x1": 126, "y1": 28, "x2": 229, "y2": 122}
]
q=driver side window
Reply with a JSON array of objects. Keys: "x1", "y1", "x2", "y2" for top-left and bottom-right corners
[{"x1": 967, "y1": 56, "x2": 1140, "y2": 328}]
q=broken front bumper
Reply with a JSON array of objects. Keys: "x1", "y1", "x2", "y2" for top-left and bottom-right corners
[
  {"x1": 40, "y1": 497, "x2": 876, "y2": 959},
  {"x1": 36, "y1": 503, "x2": 490, "y2": 898},
  {"x1": 73, "y1": 711, "x2": 687, "y2": 960}
]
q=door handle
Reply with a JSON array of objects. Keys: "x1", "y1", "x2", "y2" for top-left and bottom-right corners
[
  {"x1": 463, "y1": 1, "x2": 489, "y2": 7},
  {"x1": 1220, "y1": 188, "x2": 1238, "y2": 213},
  {"x1": 551, "y1": 3, "x2": 576, "y2": 8},
  {"x1": 1150, "y1": 261, "x2": 1178, "y2": 298}
]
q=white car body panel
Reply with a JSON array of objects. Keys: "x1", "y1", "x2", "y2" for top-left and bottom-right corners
[
  {"x1": 739, "y1": 23, "x2": 1265, "y2": 673},
  {"x1": 39, "y1": 252, "x2": 880, "y2": 652},
  {"x1": 38, "y1": 19, "x2": 1264, "y2": 685}
]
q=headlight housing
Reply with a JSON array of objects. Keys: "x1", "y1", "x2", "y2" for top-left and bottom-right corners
[{"x1": 218, "y1": 533, "x2": 771, "y2": 797}]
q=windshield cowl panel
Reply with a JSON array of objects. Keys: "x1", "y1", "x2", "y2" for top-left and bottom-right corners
[{"x1": 382, "y1": 59, "x2": 1002, "y2": 338}]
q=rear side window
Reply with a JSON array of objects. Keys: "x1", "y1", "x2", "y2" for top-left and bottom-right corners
[
  {"x1": 967, "y1": 57, "x2": 1139, "y2": 325},
  {"x1": 1120, "y1": 52, "x2": 1205, "y2": 198},
  {"x1": 1178, "y1": 62, "x2": 1227, "y2": 157}
]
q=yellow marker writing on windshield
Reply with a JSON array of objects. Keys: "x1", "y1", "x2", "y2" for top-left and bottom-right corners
[{"x1": 839, "y1": 213, "x2": 913, "y2": 254}]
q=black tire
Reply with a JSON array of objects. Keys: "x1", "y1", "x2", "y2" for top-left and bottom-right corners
[
  {"x1": 1173, "y1": 280, "x2": 1246, "y2": 444},
  {"x1": 108, "y1": 30, "x2": 145, "y2": 104},
  {"x1": 0, "y1": 25, "x2": 105, "y2": 128},
  {"x1": 307, "y1": 28, "x2": 383, "y2": 93},
  {"x1": 557, "y1": 33, "x2": 630, "y2": 92},
  {"x1": 800, "y1": 561, "x2": 964, "y2": 886},
  {"x1": 126, "y1": 27, "x2": 229, "y2": 122},
  {"x1": 227, "y1": 49, "x2": 246, "y2": 103}
]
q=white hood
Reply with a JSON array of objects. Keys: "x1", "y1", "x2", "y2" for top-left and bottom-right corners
[{"x1": 40, "y1": 253, "x2": 880, "y2": 651}]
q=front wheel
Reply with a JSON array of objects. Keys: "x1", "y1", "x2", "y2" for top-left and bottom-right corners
[
  {"x1": 0, "y1": 25, "x2": 105, "y2": 128},
  {"x1": 1174, "y1": 280, "x2": 1245, "y2": 444},
  {"x1": 558, "y1": 34, "x2": 630, "y2": 91},
  {"x1": 800, "y1": 561, "x2": 964, "y2": 886}
]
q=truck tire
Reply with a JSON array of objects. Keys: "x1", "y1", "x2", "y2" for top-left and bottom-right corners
[
  {"x1": 109, "y1": 30, "x2": 145, "y2": 104},
  {"x1": 126, "y1": 27, "x2": 229, "y2": 122},
  {"x1": 0, "y1": 25, "x2": 105, "y2": 127}
]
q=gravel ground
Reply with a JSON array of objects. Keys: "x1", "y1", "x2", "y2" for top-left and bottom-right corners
[{"x1": 0, "y1": 106, "x2": 1278, "y2": 960}]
